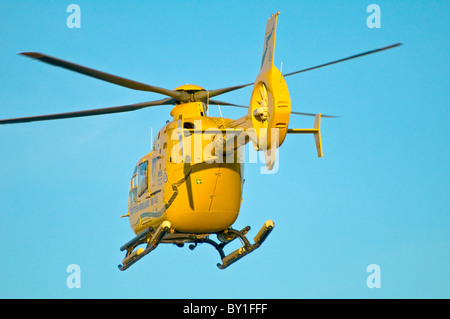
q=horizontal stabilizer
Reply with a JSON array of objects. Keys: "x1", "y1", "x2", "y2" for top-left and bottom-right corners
[{"x1": 287, "y1": 113, "x2": 323, "y2": 157}]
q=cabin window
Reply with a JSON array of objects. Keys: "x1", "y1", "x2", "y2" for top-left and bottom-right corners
[
  {"x1": 152, "y1": 157, "x2": 158, "y2": 186},
  {"x1": 153, "y1": 132, "x2": 160, "y2": 151},
  {"x1": 156, "y1": 132, "x2": 161, "y2": 151},
  {"x1": 138, "y1": 161, "x2": 148, "y2": 196}
]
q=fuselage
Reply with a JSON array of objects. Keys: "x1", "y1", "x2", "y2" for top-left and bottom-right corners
[{"x1": 127, "y1": 111, "x2": 245, "y2": 235}]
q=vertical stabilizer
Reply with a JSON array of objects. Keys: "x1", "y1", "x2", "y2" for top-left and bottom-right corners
[{"x1": 260, "y1": 12, "x2": 280, "y2": 71}]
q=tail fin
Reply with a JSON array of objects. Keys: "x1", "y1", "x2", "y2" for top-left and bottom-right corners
[{"x1": 260, "y1": 12, "x2": 279, "y2": 71}]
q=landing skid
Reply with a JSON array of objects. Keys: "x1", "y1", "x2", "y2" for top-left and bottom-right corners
[
  {"x1": 118, "y1": 221, "x2": 171, "y2": 271},
  {"x1": 118, "y1": 220, "x2": 274, "y2": 271},
  {"x1": 190, "y1": 220, "x2": 275, "y2": 269}
]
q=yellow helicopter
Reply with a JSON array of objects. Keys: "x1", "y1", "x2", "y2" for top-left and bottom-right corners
[{"x1": 0, "y1": 12, "x2": 400, "y2": 270}]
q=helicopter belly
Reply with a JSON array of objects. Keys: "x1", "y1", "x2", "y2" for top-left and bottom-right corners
[{"x1": 165, "y1": 162, "x2": 242, "y2": 233}]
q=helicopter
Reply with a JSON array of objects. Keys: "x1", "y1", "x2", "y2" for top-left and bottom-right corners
[{"x1": 0, "y1": 12, "x2": 401, "y2": 271}]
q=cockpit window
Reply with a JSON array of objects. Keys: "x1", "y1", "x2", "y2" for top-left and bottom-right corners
[
  {"x1": 131, "y1": 175, "x2": 137, "y2": 189},
  {"x1": 138, "y1": 161, "x2": 148, "y2": 196},
  {"x1": 129, "y1": 169, "x2": 138, "y2": 204}
]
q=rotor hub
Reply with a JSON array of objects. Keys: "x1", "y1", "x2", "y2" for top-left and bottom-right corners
[{"x1": 174, "y1": 84, "x2": 205, "y2": 92}]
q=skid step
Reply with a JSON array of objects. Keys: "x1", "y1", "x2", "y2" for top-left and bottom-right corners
[
  {"x1": 189, "y1": 220, "x2": 275, "y2": 270},
  {"x1": 217, "y1": 220, "x2": 274, "y2": 269},
  {"x1": 118, "y1": 221, "x2": 171, "y2": 271}
]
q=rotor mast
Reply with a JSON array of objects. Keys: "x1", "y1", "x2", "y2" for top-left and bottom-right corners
[{"x1": 170, "y1": 84, "x2": 209, "y2": 120}]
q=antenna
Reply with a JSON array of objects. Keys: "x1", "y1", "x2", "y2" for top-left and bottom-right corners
[
  {"x1": 217, "y1": 104, "x2": 226, "y2": 128},
  {"x1": 150, "y1": 127, "x2": 153, "y2": 150},
  {"x1": 207, "y1": 90, "x2": 210, "y2": 117}
]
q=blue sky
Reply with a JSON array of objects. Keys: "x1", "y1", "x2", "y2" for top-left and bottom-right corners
[{"x1": 0, "y1": 0, "x2": 448, "y2": 298}]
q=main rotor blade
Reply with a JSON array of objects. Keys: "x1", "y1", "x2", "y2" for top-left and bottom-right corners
[
  {"x1": 200, "y1": 43, "x2": 402, "y2": 99},
  {"x1": 290, "y1": 111, "x2": 338, "y2": 118},
  {"x1": 210, "y1": 99, "x2": 338, "y2": 118},
  {"x1": 194, "y1": 84, "x2": 253, "y2": 101},
  {"x1": 282, "y1": 43, "x2": 402, "y2": 77},
  {"x1": 0, "y1": 98, "x2": 175, "y2": 125},
  {"x1": 20, "y1": 52, "x2": 189, "y2": 102}
]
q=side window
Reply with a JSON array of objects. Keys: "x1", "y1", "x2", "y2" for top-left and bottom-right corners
[
  {"x1": 129, "y1": 166, "x2": 138, "y2": 204},
  {"x1": 138, "y1": 161, "x2": 148, "y2": 196},
  {"x1": 153, "y1": 132, "x2": 160, "y2": 151}
]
